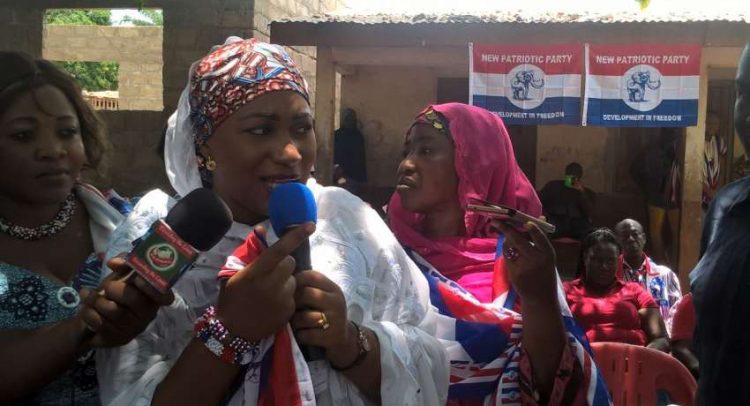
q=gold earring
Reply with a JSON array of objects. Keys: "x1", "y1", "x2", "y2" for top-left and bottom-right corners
[{"x1": 205, "y1": 156, "x2": 217, "y2": 171}]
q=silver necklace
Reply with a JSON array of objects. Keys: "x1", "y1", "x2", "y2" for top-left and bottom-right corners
[{"x1": 0, "y1": 193, "x2": 77, "y2": 241}]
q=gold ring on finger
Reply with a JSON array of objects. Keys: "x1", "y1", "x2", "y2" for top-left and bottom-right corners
[{"x1": 318, "y1": 311, "x2": 331, "y2": 330}]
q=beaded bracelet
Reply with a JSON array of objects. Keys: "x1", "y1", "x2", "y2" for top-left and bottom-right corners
[{"x1": 194, "y1": 306, "x2": 260, "y2": 365}]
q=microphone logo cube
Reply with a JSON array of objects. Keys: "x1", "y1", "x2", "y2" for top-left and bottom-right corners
[
  {"x1": 146, "y1": 243, "x2": 178, "y2": 271},
  {"x1": 128, "y1": 220, "x2": 200, "y2": 293}
]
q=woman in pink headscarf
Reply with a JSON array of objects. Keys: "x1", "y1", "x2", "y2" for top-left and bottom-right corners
[{"x1": 388, "y1": 104, "x2": 610, "y2": 405}]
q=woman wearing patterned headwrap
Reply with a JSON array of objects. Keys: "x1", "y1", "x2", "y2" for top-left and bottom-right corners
[{"x1": 96, "y1": 38, "x2": 448, "y2": 406}]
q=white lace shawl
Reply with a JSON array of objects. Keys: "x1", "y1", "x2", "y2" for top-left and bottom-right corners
[
  {"x1": 76, "y1": 184, "x2": 125, "y2": 256},
  {"x1": 95, "y1": 180, "x2": 449, "y2": 406}
]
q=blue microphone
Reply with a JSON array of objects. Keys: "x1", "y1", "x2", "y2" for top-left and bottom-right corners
[
  {"x1": 269, "y1": 182, "x2": 317, "y2": 271},
  {"x1": 268, "y1": 182, "x2": 325, "y2": 361}
]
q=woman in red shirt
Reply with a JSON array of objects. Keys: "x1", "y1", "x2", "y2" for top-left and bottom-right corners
[
  {"x1": 564, "y1": 228, "x2": 670, "y2": 351},
  {"x1": 670, "y1": 293, "x2": 699, "y2": 377}
]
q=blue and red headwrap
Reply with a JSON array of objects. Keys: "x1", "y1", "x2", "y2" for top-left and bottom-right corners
[{"x1": 189, "y1": 38, "x2": 310, "y2": 146}]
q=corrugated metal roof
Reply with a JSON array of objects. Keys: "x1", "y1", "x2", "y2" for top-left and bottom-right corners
[{"x1": 277, "y1": 9, "x2": 750, "y2": 25}]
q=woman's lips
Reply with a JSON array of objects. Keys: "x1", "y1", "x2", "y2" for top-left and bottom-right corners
[
  {"x1": 260, "y1": 175, "x2": 301, "y2": 190},
  {"x1": 396, "y1": 177, "x2": 417, "y2": 190},
  {"x1": 36, "y1": 169, "x2": 70, "y2": 182}
]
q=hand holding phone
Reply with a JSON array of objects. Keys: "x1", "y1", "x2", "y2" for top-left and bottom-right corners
[
  {"x1": 492, "y1": 221, "x2": 559, "y2": 307},
  {"x1": 466, "y1": 198, "x2": 556, "y2": 235},
  {"x1": 565, "y1": 175, "x2": 585, "y2": 191}
]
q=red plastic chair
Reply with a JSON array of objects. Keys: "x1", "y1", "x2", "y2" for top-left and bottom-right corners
[{"x1": 591, "y1": 342, "x2": 696, "y2": 406}]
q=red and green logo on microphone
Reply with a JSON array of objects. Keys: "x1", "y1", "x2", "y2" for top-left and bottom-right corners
[
  {"x1": 127, "y1": 220, "x2": 200, "y2": 293},
  {"x1": 146, "y1": 243, "x2": 178, "y2": 272}
]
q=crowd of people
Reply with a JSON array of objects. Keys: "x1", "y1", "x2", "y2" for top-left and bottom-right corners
[{"x1": 0, "y1": 34, "x2": 749, "y2": 406}]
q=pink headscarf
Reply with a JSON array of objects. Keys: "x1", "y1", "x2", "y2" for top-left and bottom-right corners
[{"x1": 388, "y1": 103, "x2": 541, "y2": 302}]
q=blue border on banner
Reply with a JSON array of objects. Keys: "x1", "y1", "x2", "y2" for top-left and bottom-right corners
[
  {"x1": 586, "y1": 98, "x2": 698, "y2": 127},
  {"x1": 472, "y1": 95, "x2": 581, "y2": 125}
]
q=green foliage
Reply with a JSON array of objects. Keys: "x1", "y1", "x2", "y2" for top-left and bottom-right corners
[
  {"x1": 45, "y1": 10, "x2": 118, "y2": 91},
  {"x1": 45, "y1": 9, "x2": 112, "y2": 26},
  {"x1": 53, "y1": 61, "x2": 119, "y2": 92},
  {"x1": 121, "y1": 10, "x2": 163, "y2": 26}
]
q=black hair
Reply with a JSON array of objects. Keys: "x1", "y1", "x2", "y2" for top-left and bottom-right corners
[
  {"x1": 0, "y1": 51, "x2": 108, "y2": 170},
  {"x1": 565, "y1": 162, "x2": 583, "y2": 177},
  {"x1": 582, "y1": 227, "x2": 621, "y2": 257},
  {"x1": 577, "y1": 227, "x2": 621, "y2": 277}
]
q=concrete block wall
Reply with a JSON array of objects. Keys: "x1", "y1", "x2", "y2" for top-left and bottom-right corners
[
  {"x1": 95, "y1": 111, "x2": 172, "y2": 196},
  {"x1": 256, "y1": 0, "x2": 344, "y2": 106},
  {"x1": 119, "y1": 61, "x2": 164, "y2": 111},
  {"x1": 43, "y1": 25, "x2": 163, "y2": 111},
  {"x1": 0, "y1": 7, "x2": 44, "y2": 56},
  {"x1": 161, "y1": 0, "x2": 255, "y2": 112}
]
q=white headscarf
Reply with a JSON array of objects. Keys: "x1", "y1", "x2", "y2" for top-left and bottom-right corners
[
  {"x1": 164, "y1": 87, "x2": 201, "y2": 197},
  {"x1": 163, "y1": 36, "x2": 245, "y2": 197}
]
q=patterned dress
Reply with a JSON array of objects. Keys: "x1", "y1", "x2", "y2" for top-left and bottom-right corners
[
  {"x1": 0, "y1": 185, "x2": 129, "y2": 405},
  {"x1": 618, "y1": 255, "x2": 682, "y2": 333}
]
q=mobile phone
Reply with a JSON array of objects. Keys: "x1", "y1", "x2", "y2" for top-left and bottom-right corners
[
  {"x1": 466, "y1": 198, "x2": 556, "y2": 234},
  {"x1": 564, "y1": 175, "x2": 577, "y2": 188}
]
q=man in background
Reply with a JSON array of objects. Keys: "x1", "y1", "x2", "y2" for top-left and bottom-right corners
[
  {"x1": 615, "y1": 219, "x2": 681, "y2": 332},
  {"x1": 539, "y1": 162, "x2": 595, "y2": 240},
  {"x1": 631, "y1": 129, "x2": 682, "y2": 265},
  {"x1": 334, "y1": 108, "x2": 367, "y2": 195}
]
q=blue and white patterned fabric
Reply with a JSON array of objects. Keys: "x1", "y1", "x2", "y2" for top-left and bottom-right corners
[{"x1": 0, "y1": 184, "x2": 129, "y2": 405}]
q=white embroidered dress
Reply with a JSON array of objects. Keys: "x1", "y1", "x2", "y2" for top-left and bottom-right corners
[{"x1": 95, "y1": 180, "x2": 449, "y2": 406}]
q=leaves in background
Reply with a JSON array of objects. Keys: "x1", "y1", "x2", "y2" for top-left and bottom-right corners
[
  {"x1": 53, "y1": 61, "x2": 119, "y2": 92},
  {"x1": 45, "y1": 9, "x2": 112, "y2": 25}
]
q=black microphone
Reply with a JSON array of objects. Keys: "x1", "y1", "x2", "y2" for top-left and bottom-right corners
[
  {"x1": 268, "y1": 182, "x2": 326, "y2": 362},
  {"x1": 127, "y1": 188, "x2": 233, "y2": 293}
]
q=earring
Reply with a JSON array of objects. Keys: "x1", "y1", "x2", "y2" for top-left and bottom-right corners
[{"x1": 205, "y1": 156, "x2": 217, "y2": 171}]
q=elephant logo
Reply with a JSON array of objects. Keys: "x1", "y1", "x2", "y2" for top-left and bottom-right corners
[
  {"x1": 621, "y1": 65, "x2": 663, "y2": 112},
  {"x1": 627, "y1": 71, "x2": 661, "y2": 102},
  {"x1": 507, "y1": 65, "x2": 546, "y2": 110},
  {"x1": 511, "y1": 70, "x2": 545, "y2": 100}
]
